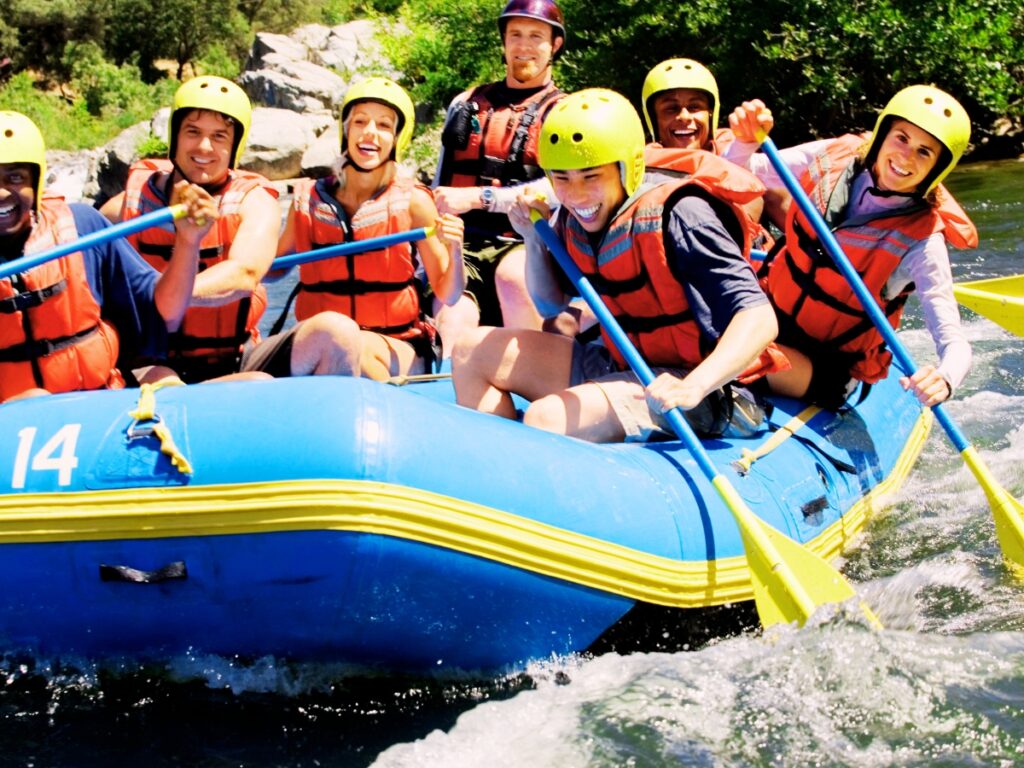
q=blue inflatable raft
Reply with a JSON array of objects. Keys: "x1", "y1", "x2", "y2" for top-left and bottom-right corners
[{"x1": 0, "y1": 367, "x2": 929, "y2": 671}]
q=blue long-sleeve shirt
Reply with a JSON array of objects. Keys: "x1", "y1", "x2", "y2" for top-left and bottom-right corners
[{"x1": 70, "y1": 204, "x2": 169, "y2": 364}]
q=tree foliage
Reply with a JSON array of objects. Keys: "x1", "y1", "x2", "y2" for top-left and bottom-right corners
[
  {"x1": 0, "y1": 0, "x2": 1019, "y2": 153},
  {"x1": 388, "y1": 0, "x2": 1022, "y2": 147}
]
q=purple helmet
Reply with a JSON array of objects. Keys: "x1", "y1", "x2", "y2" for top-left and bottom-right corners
[{"x1": 498, "y1": 0, "x2": 566, "y2": 56}]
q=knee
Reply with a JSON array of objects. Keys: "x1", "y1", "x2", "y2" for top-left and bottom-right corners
[
  {"x1": 494, "y1": 249, "x2": 526, "y2": 293},
  {"x1": 451, "y1": 325, "x2": 495, "y2": 372},
  {"x1": 301, "y1": 312, "x2": 360, "y2": 347},
  {"x1": 295, "y1": 312, "x2": 362, "y2": 374},
  {"x1": 522, "y1": 395, "x2": 566, "y2": 434}
]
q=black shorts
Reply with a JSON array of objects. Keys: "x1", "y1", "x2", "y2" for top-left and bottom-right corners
[{"x1": 240, "y1": 325, "x2": 298, "y2": 378}]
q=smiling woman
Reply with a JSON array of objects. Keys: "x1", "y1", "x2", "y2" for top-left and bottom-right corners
[{"x1": 725, "y1": 85, "x2": 978, "y2": 412}]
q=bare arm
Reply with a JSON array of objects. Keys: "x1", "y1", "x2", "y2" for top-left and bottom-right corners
[
  {"x1": 410, "y1": 187, "x2": 466, "y2": 306},
  {"x1": 189, "y1": 187, "x2": 280, "y2": 306},
  {"x1": 646, "y1": 303, "x2": 778, "y2": 413},
  {"x1": 508, "y1": 193, "x2": 571, "y2": 318},
  {"x1": 98, "y1": 191, "x2": 126, "y2": 223}
]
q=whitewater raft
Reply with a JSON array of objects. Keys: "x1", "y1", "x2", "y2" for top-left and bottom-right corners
[{"x1": 0, "y1": 366, "x2": 930, "y2": 671}]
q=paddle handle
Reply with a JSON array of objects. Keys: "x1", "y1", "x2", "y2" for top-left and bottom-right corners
[
  {"x1": 759, "y1": 136, "x2": 971, "y2": 452},
  {"x1": 1, "y1": 204, "x2": 187, "y2": 281},
  {"x1": 272, "y1": 226, "x2": 435, "y2": 271}
]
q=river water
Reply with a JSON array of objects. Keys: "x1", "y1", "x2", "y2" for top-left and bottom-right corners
[{"x1": 2, "y1": 160, "x2": 1022, "y2": 767}]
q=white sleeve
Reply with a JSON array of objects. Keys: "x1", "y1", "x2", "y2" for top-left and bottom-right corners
[
  {"x1": 489, "y1": 176, "x2": 559, "y2": 215},
  {"x1": 894, "y1": 233, "x2": 972, "y2": 390},
  {"x1": 724, "y1": 139, "x2": 834, "y2": 188}
]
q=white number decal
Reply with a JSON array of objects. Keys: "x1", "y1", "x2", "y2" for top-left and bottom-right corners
[{"x1": 12, "y1": 424, "x2": 82, "y2": 489}]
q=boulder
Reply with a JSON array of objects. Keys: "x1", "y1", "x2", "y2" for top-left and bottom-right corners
[
  {"x1": 241, "y1": 56, "x2": 347, "y2": 113},
  {"x1": 94, "y1": 121, "x2": 151, "y2": 206},
  {"x1": 242, "y1": 108, "x2": 320, "y2": 180}
]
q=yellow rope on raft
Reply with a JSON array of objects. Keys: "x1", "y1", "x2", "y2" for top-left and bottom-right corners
[
  {"x1": 732, "y1": 405, "x2": 822, "y2": 475},
  {"x1": 128, "y1": 379, "x2": 193, "y2": 475}
]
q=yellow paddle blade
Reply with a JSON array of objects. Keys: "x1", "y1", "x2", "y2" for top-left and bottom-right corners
[
  {"x1": 712, "y1": 477, "x2": 879, "y2": 628},
  {"x1": 961, "y1": 447, "x2": 1024, "y2": 573},
  {"x1": 953, "y1": 275, "x2": 1024, "y2": 338}
]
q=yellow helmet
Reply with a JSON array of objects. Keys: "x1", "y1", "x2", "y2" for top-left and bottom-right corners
[
  {"x1": 169, "y1": 76, "x2": 252, "y2": 168},
  {"x1": 641, "y1": 58, "x2": 719, "y2": 145},
  {"x1": 341, "y1": 77, "x2": 416, "y2": 163},
  {"x1": 0, "y1": 111, "x2": 46, "y2": 209},
  {"x1": 866, "y1": 84, "x2": 971, "y2": 194},
  {"x1": 538, "y1": 88, "x2": 646, "y2": 196}
]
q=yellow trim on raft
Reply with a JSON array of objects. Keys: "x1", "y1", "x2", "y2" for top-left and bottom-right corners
[{"x1": 0, "y1": 410, "x2": 932, "y2": 609}]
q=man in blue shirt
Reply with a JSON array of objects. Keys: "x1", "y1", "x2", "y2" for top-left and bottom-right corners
[
  {"x1": 451, "y1": 90, "x2": 781, "y2": 442},
  {"x1": 0, "y1": 111, "x2": 215, "y2": 403}
]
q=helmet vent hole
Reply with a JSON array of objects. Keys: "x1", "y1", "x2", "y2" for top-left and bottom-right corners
[
  {"x1": 3, "y1": 129, "x2": 11, "y2": 138},
  {"x1": 924, "y1": 97, "x2": 933, "y2": 105},
  {"x1": 943, "y1": 108, "x2": 952, "y2": 117},
  {"x1": 572, "y1": 132, "x2": 583, "y2": 143},
  {"x1": 549, "y1": 134, "x2": 559, "y2": 145},
  {"x1": 199, "y1": 83, "x2": 209, "y2": 90}
]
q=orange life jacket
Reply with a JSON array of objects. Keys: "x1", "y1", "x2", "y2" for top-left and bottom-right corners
[
  {"x1": 438, "y1": 81, "x2": 563, "y2": 242},
  {"x1": 643, "y1": 146, "x2": 774, "y2": 253},
  {"x1": 561, "y1": 179, "x2": 787, "y2": 383},
  {"x1": 120, "y1": 158, "x2": 276, "y2": 365},
  {"x1": 290, "y1": 176, "x2": 424, "y2": 338},
  {"x1": 0, "y1": 197, "x2": 123, "y2": 400},
  {"x1": 765, "y1": 134, "x2": 978, "y2": 383}
]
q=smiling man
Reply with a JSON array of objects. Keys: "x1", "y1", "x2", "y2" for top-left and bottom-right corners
[
  {"x1": 641, "y1": 59, "x2": 732, "y2": 153},
  {"x1": 430, "y1": 0, "x2": 567, "y2": 340},
  {"x1": 452, "y1": 89, "x2": 783, "y2": 444},
  {"x1": 100, "y1": 76, "x2": 280, "y2": 383}
]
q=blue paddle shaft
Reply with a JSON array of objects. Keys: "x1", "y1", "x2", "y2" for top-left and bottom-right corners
[
  {"x1": 272, "y1": 227, "x2": 433, "y2": 271},
  {"x1": 759, "y1": 136, "x2": 970, "y2": 452},
  {"x1": 1, "y1": 205, "x2": 184, "y2": 281},
  {"x1": 532, "y1": 218, "x2": 723, "y2": 481}
]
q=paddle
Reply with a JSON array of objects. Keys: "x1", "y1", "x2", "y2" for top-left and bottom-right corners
[
  {"x1": 271, "y1": 227, "x2": 435, "y2": 271},
  {"x1": 530, "y1": 211, "x2": 878, "y2": 628},
  {"x1": 1, "y1": 204, "x2": 187, "y2": 281},
  {"x1": 953, "y1": 274, "x2": 1024, "y2": 338},
  {"x1": 758, "y1": 135, "x2": 1024, "y2": 572}
]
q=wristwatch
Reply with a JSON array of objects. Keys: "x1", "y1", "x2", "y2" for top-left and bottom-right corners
[{"x1": 480, "y1": 187, "x2": 497, "y2": 212}]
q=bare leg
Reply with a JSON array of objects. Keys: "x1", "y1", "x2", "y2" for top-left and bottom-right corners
[
  {"x1": 451, "y1": 326, "x2": 573, "y2": 420},
  {"x1": 359, "y1": 332, "x2": 422, "y2": 381},
  {"x1": 2, "y1": 387, "x2": 50, "y2": 403},
  {"x1": 433, "y1": 293, "x2": 480, "y2": 358},
  {"x1": 202, "y1": 371, "x2": 273, "y2": 383},
  {"x1": 135, "y1": 365, "x2": 183, "y2": 386},
  {"x1": 765, "y1": 343, "x2": 813, "y2": 398},
  {"x1": 494, "y1": 245, "x2": 543, "y2": 330},
  {"x1": 524, "y1": 381, "x2": 629, "y2": 442},
  {"x1": 288, "y1": 312, "x2": 363, "y2": 376}
]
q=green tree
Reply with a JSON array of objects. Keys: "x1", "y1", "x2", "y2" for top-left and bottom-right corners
[
  {"x1": 382, "y1": 0, "x2": 506, "y2": 117},
  {"x1": 4, "y1": 0, "x2": 109, "y2": 82},
  {"x1": 106, "y1": 0, "x2": 248, "y2": 82}
]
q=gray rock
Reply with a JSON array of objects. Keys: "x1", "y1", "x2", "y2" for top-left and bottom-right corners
[{"x1": 242, "y1": 108, "x2": 319, "y2": 180}]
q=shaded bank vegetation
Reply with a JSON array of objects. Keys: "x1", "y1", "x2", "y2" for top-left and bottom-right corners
[{"x1": 1, "y1": 0, "x2": 1020, "y2": 158}]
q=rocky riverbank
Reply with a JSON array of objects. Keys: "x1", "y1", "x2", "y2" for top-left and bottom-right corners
[{"x1": 43, "y1": 19, "x2": 438, "y2": 208}]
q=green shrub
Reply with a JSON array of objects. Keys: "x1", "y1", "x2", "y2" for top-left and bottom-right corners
[{"x1": 136, "y1": 134, "x2": 170, "y2": 159}]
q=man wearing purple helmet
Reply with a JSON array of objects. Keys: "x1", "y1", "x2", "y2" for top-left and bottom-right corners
[{"x1": 430, "y1": 0, "x2": 566, "y2": 342}]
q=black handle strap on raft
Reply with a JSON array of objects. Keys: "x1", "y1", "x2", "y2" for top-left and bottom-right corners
[{"x1": 99, "y1": 561, "x2": 188, "y2": 584}]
